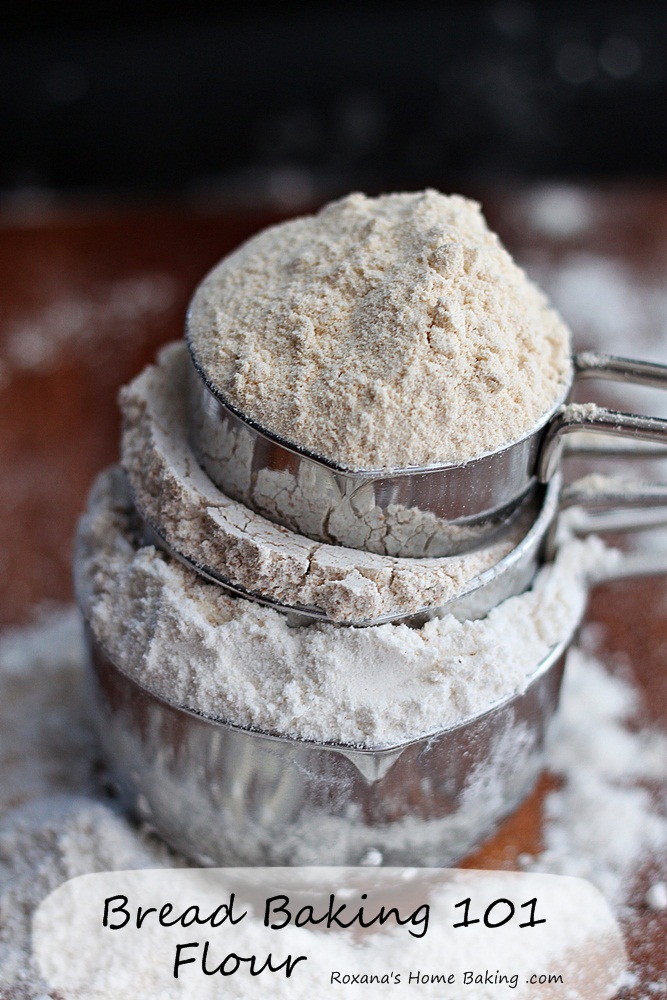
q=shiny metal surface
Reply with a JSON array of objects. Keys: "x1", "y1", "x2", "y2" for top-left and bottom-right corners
[
  {"x1": 85, "y1": 629, "x2": 569, "y2": 867},
  {"x1": 187, "y1": 354, "x2": 554, "y2": 558},
  {"x1": 187, "y1": 349, "x2": 667, "y2": 557}
]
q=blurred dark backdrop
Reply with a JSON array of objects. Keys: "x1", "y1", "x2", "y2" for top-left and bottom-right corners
[{"x1": 1, "y1": 0, "x2": 665, "y2": 202}]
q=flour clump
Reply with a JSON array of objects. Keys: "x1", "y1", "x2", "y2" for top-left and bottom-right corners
[{"x1": 187, "y1": 190, "x2": 572, "y2": 469}]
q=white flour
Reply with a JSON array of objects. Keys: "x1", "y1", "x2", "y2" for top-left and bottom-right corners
[
  {"x1": 526, "y1": 640, "x2": 667, "y2": 907},
  {"x1": 121, "y1": 343, "x2": 526, "y2": 621},
  {"x1": 187, "y1": 191, "x2": 572, "y2": 469},
  {"x1": 1, "y1": 606, "x2": 665, "y2": 997},
  {"x1": 527, "y1": 251, "x2": 667, "y2": 420},
  {"x1": 0, "y1": 273, "x2": 176, "y2": 388},
  {"x1": 73, "y1": 466, "x2": 612, "y2": 748},
  {"x1": 525, "y1": 244, "x2": 667, "y2": 562},
  {"x1": 645, "y1": 881, "x2": 667, "y2": 911},
  {"x1": 520, "y1": 185, "x2": 596, "y2": 240}
]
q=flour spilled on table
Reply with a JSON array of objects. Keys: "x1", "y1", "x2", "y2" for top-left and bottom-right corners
[
  {"x1": 0, "y1": 273, "x2": 176, "y2": 388},
  {"x1": 0, "y1": 605, "x2": 665, "y2": 997}
]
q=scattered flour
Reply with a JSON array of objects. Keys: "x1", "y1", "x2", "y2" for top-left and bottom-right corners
[
  {"x1": 0, "y1": 608, "x2": 176, "y2": 998},
  {"x1": 521, "y1": 185, "x2": 597, "y2": 239},
  {"x1": 528, "y1": 252, "x2": 667, "y2": 421},
  {"x1": 187, "y1": 190, "x2": 572, "y2": 469},
  {"x1": 0, "y1": 273, "x2": 176, "y2": 385},
  {"x1": 120, "y1": 343, "x2": 528, "y2": 621},
  {"x1": 562, "y1": 401, "x2": 603, "y2": 423},
  {"x1": 73, "y1": 466, "x2": 611, "y2": 749},
  {"x1": 526, "y1": 642, "x2": 667, "y2": 907},
  {"x1": 645, "y1": 881, "x2": 667, "y2": 912},
  {"x1": 1, "y1": 604, "x2": 665, "y2": 997},
  {"x1": 525, "y1": 248, "x2": 667, "y2": 560}
]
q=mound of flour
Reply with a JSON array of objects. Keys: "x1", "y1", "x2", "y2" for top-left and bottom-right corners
[
  {"x1": 187, "y1": 191, "x2": 572, "y2": 470},
  {"x1": 73, "y1": 467, "x2": 613, "y2": 748}
]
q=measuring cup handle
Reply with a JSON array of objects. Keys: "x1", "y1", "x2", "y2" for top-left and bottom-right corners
[
  {"x1": 560, "y1": 475, "x2": 667, "y2": 532},
  {"x1": 573, "y1": 350, "x2": 667, "y2": 388},
  {"x1": 538, "y1": 351, "x2": 667, "y2": 481},
  {"x1": 544, "y1": 472, "x2": 667, "y2": 563},
  {"x1": 592, "y1": 550, "x2": 667, "y2": 584}
]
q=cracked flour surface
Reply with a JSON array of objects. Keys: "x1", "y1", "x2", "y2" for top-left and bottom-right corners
[{"x1": 120, "y1": 343, "x2": 530, "y2": 623}]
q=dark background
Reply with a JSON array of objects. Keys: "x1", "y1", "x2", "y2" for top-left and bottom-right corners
[{"x1": 1, "y1": 0, "x2": 665, "y2": 203}]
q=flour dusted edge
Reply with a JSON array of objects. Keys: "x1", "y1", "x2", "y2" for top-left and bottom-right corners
[{"x1": 187, "y1": 190, "x2": 572, "y2": 470}]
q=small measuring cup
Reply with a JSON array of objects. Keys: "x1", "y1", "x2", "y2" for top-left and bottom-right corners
[
  {"x1": 82, "y1": 541, "x2": 664, "y2": 868},
  {"x1": 140, "y1": 469, "x2": 667, "y2": 628},
  {"x1": 187, "y1": 347, "x2": 667, "y2": 558}
]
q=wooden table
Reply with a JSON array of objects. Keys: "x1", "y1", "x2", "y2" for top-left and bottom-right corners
[{"x1": 1, "y1": 187, "x2": 665, "y2": 996}]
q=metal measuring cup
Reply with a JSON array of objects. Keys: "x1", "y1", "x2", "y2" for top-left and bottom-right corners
[
  {"x1": 140, "y1": 468, "x2": 667, "y2": 628},
  {"x1": 186, "y1": 345, "x2": 667, "y2": 559},
  {"x1": 81, "y1": 538, "x2": 665, "y2": 869}
]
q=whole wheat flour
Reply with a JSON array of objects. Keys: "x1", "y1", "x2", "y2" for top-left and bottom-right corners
[
  {"x1": 1, "y1": 605, "x2": 666, "y2": 997},
  {"x1": 121, "y1": 343, "x2": 528, "y2": 621},
  {"x1": 186, "y1": 190, "x2": 572, "y2": 470},
  {"x1": 73, "y1": 467, "x2": 614, "y2": 749}
]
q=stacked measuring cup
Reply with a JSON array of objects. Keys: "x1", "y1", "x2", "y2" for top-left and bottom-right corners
[
  {"x1": 183, "y1": 344, "x2": 667, "y2": 624},
  {"x1": 75, "y1": 335, "x2": 667, "y2": 868},
  {"x1": 75, "y1": 193, "x2": 667, "y2": 867}
]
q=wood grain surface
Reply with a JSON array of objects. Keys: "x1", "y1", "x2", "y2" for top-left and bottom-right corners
[{"x1": 0, "y1": 188, "x2": 665, "y2": 996}]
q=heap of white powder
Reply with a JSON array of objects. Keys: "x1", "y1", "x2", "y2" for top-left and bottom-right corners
[
  {"x1": 73, "y1": 466, "x2": 614, "y2": 748},
  {"x1": 187, "y1": 191, "x2": 572, "y2": 469}
]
